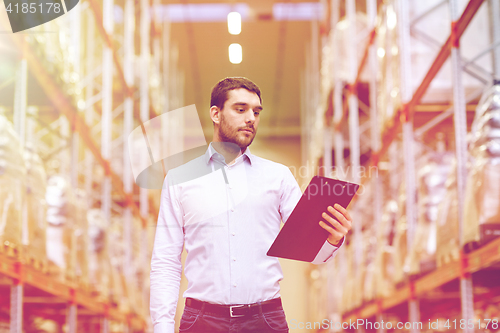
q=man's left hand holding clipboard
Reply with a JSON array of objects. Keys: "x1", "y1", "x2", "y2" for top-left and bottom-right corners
[{"x1": 319, "y1": 203, "x2": 353, "y2": 247}]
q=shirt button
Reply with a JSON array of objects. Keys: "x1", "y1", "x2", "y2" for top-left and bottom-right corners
[
  {"x1": 231, "y1": 208, "x2": 234, "y2": 212},
  {"x1": 228, "y1": 184, "x2": 232, "y2": 189},
  {"x1": 232, "y1": 257, "x2": 236, "y2": 261},
  {"x1": 232, "y1": 232, "x2": 235, "y2": 236},
  {"x1": 233, "y1": 283, "x2": 237, "y2": 287}
]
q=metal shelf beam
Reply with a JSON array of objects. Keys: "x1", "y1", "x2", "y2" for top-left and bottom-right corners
[
  {"x1": 342, "y1": 237, "x2": 500, "y2": 321},
  {"x1": 0, "y1": 253, "x2": 146, "y2": 330}
]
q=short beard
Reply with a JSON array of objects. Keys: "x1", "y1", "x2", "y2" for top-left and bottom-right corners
[{"x1": 218, "y1": 114, "x2": 255, "y2": 149}]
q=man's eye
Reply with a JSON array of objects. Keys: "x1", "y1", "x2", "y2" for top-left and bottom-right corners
[
  {"x1": 254, "y1": 112, "x2": 260, "y2": 116},
  {"x1": 239, "y1": 109, "x2": 245, "y2": 112}
]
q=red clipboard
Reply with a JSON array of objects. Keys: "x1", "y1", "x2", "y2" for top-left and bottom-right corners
[{"x1": 267, "y1": 176, "x2": 360, "y2": 262}]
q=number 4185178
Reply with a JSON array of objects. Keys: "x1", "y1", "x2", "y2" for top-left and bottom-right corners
[
  {"x1": 443, "y1": 319, "x2": 499, "y2": 330},
  {"x1": 6, "y1": 2, "x2": 62, "y2": 14}
]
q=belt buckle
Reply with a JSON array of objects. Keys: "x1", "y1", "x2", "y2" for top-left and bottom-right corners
[{"x1": 229, "y1": 305, "x2": 245, "y2": 318}]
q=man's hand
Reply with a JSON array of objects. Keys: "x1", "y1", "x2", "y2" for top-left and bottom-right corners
[{"x1": 318, "y1": 203, "x2": 352, "y2": 247}]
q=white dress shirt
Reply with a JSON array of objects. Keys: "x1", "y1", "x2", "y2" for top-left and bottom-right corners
[{"x1": 150, "y1": 143, "x2": 342, "y2": 333}]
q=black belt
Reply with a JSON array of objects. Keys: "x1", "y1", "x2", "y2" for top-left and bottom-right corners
[{"x1": 185, "y1": 297, "x2": 283, "y2": 318}]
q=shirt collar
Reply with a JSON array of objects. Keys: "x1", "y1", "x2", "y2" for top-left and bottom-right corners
[{"x1": 204, "y1": 142, "x2": 254, "y2": 166}]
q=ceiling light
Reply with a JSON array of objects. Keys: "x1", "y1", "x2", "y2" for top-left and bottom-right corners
[
  {"x1": 227, "y1": 12, "x2": 241, "y2": 35},
  {"x1": 229, "y1": 43, "x2": 242, "y2": 64}
]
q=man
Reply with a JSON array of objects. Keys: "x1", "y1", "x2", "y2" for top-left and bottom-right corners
[{"x1": 150, "y1": 77, "x2": 353, "y2": 333}]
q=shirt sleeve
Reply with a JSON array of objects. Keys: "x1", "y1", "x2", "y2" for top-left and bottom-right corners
[
  {"x1": 310, "y1": 237, "x2": 344, "y2": 264},
  {"x1": 278, "y1": 167, "x2": 343, "y2": 265},
  {"x1": 150, "y1": 172, "x2": 185, "y2": 333}
]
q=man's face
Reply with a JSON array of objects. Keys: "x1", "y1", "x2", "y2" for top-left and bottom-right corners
[{"x1": 216, "y1": 88, "x2": 262, "y2": 149}]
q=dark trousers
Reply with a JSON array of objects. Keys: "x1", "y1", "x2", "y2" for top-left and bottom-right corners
[{"x1": 179, "y1": 299, "x2": 289, "y2": 333}]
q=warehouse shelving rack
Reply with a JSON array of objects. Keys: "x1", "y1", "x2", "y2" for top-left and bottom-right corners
[
  {"x1": 302, "y1": 0, "x2": 500, "y2": 331},
  {"x1": 1, "y1": 0, "x2": 182, "y2": 332},
  {"x1": 341, "y1": 237, "x2": 500, "y2": 321},
  {"x1": 0, "y1": 253, "x2": 144, "y2": 330}
]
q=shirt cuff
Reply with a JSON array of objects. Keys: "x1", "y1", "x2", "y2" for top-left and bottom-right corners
[
  {"x1": 310, "y1": 237, "x2": 344, "y2": 264},
  {"x1": 326, "y1": 236, "x2": 345, "y2": 248},
  {"x1": 153, "y1": 322, "x2": 175, "y2": 333}
]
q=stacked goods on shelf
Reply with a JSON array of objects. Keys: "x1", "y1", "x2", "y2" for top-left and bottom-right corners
[
  {"x1": 137, "y1": 217, "x2": 157, "y2": 317},
  {"x1": 464, "y1": 83, "x2": 500, "y2": 249},
  {"x1": 389, "y1": 140, "x2": 448, "y2": 282},
  {"x1": 328, "y1": 266, "x2": 340, "y2": 322},
  {"x1": 26, "y1": 19, "x2": 81, "y2": 108},
  {"x1": 372, "y1": 145, "x2": 405, "y2": 291},
  {"x1": 316, "y1": 265, "x2": 329, "y2": 323},
  {"x1": 343, "y1": 228, "x2": 378, "y2": 309},
  {"x1": 74, "y1": 189, "x2": 89, "y2": 288},
  {"x1": 353, "y1": 185, "x2": 377, "y2": 303},
  {"x1": 372, "y1": 0, "x2": 492, "y2": 151},
  {"x1": 87, "y1": 209, "x2": 111, "y2": 298},
  {"x1": 23, "y1": 143, "x2": 48, "y2": 268},
  {"x1": 317, "y1": 1, "x2": 500, "y2": 328},
  {"x1": 392, "y1": 181, "x2": 408, "y2": 285},
  {"x1": 330, "y1": 257, "x2": 347, "y2": 318},
  {"x1": 435, "y1": 160, "x2": 460, "y2": 266},
  {"x1": 356, "y1": 182, "x2": 380, "y2": 301},
  {"x1": 351, "y1": 241, "x2": 363, "y2": 310},
  {"x1": 330, "y1": 12, "x2": 370, "y2": 83},
  {"x1": 45, "y1": 174, "x2": 77, "y2": 280},
  {"x1": 109, "y1": 216, "x2": 128, "y2": 311},
  {"x1": 306, "y1": 265, "x2": 329, "y2": 325},
  {"x1": 372, "y1": 200, "x2": 398, "y2": 298},
  {"x1": 341, "y1": 244, "x2": 355, "y2": 312},
  {"x1": 358, "y1": 229, "x2": 376, "y2": 304},
  {"x1": 128, "y1": 216, "x2": 145, "y2": 315},
  {"x1": 375, "y1": 0, "x2": 490, "y2": 108},
  {"x1": 408, "y1": 150, "x2": 453, "y2": 275},
  {"x1": 0, "y1": 115, "x2": 26, "y2": 257},
  {"x1": 375, "y1": 3, "x2": 401, "y2": 129}
]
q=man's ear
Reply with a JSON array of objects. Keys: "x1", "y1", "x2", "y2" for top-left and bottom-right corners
[{"x1": 210, "y1": 106, "x2": 221, "y2": 125}]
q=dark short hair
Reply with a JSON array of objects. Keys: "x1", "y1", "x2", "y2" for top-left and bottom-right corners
[{"x1": 210, "y1": 77, "x2": 262, "y2": 110}]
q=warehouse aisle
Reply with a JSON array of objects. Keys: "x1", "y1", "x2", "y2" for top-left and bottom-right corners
[{"x1": 1, "y1": 0, "x2": 500, "y2": 332}]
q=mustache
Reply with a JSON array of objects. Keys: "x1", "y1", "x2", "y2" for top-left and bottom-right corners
[{"x1": 239, "y1": 127, "x2": 255, "y2": 132}]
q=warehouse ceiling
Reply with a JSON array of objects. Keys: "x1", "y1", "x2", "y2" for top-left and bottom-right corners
[{"x1": 165, "y1": 0, "x2": 323, "y2": 141}]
